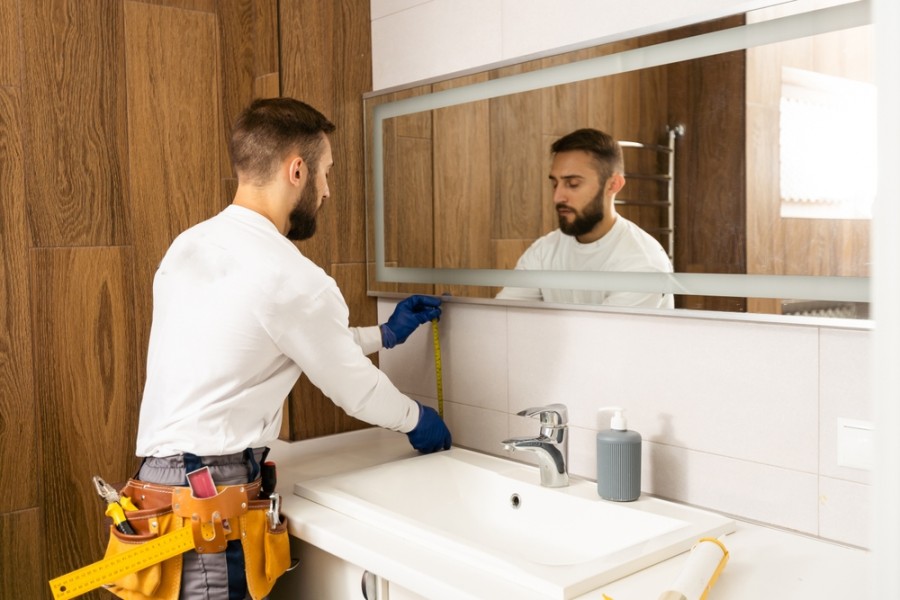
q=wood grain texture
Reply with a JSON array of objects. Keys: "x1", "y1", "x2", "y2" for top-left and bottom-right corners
[
  {"x1": 0, "y1": 86, "x2": 37, "y2": 514},
  {"x1": 746, "y1": 24, "x2": 872, "y2": 281},
  {"x1": 278, "y1": 0, "x2": 379, "y2": 439},
  {"x1": 254, "y1": 72, "x2": 280, "y2": 99},
  {"x1": 668, "y1": 48, "x2": 747, "y2": 311},
  {"x1": 22, "y1": 0, "x2": 131, "y2": 248},
  {"x1": 333, "y1": 262, "x2": 376, "y2": 433},
  {"x1": 31, "y1": 247, "x2": 139, "y2": 586},
  {"x1": 124, "y1": 0, "x2": 225, "y2": 383},
  {"x1": 280, "y1": 0, "x2": 335, "y2": 271},
  {"x1": 253, "y1": 0, "x2": 279, "y2": 76},
  {"x1": 279, "y1": 0, "x2": 333, "y2": 111},
  {"x1": 0, "y1": 0, "x2": 20, "y2": 86},
  {"x1": 330, "y1": 0, "x2": 371, "y2": 265},
  {"x1": 0, "y1": 509, "x2": 44, "y2": 599},
  {"x1": 129, "y1": 0, "x2": 215, "y2": 11},
  {"x1": 389, "y1": 135, "x2": 433, "y2": 268},
  {"x1": 217, "y1": 0, "x2": 257, "y2": 180},
  {"x1": 367, "y1": 85, "x2": 433, "y2": 283},
  {"x1": 490, "y1": 67, "x2": 543, "y2": 240},
  {"x1": 433, "y1": 74, "x2": 492, "y2": 298}
]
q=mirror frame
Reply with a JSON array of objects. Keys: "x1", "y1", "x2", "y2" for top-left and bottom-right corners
[{"x1": 368, "y1": 0, "x2": 871, "y2": 304}]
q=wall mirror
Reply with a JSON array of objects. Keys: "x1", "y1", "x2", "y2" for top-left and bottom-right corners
[{"x1": 365, "y1": 0, "x2": 872, "y2": 318}]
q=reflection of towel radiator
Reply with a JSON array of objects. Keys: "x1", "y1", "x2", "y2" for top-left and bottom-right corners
[{"x1": 617, "y1": 125, "x2": 684, "y2": 260}]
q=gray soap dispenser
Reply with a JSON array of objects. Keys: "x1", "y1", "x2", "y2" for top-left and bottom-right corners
[{"x1": 596, "y1": 407, "x2": 642, "y2": 501}]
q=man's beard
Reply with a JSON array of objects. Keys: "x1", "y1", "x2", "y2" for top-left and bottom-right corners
[
  {"x1": 558, "y1": 188, "x2": 604, "y2": 238},
  {"x1": 286, "y1": 182, "x2": 320, "y2": 241}
]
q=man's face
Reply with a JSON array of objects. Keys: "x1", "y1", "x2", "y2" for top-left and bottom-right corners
[
  {"x1": 286, "y1": 138, "x2": 333, "y2": 241},
  {"x1": 549, "y1": 150, "x2": 607, "y2": 239}
]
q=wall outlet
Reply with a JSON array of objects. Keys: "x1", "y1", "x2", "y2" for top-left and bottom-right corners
[{"x1": 837, "y1": 418, "x2": 874, "y2": 471}]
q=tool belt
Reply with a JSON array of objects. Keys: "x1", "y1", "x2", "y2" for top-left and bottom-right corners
[{"x1": 102, "y1": 478, "x2": 291, "y2": 600}]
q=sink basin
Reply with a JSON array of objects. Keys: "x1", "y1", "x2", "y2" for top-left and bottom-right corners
[{"x1": 294, "y1": 447, "x2": 734, "y2": 599}]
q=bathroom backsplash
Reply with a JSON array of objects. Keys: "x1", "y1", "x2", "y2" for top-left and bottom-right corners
[{"x1": 377, "y1": 298, "x2": 872, "y2": 549}]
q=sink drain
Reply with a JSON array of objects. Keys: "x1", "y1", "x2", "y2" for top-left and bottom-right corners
[{"x1": 510, "y1": 493, "x2": 521, "y2": 509}]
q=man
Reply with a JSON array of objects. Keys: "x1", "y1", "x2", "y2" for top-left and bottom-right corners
[
  {"x1": 134, "y1": 97, "x2": 451, "y2": 599},
  {"x1": 496, "y1": 128, "x2": 673, "y2": 308}
]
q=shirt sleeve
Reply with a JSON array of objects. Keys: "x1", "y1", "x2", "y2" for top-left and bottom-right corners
[
  {"x1": 267, "y1": 282, "x2": 419, "y2": 433},
  {"x1": 351, "y1": 325, "x2": 384, "y2": 355}
]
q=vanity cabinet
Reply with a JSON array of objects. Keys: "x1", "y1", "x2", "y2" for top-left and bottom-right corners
[{"x1": 270, "y1": 536, "x2": 427, "y2": 600}]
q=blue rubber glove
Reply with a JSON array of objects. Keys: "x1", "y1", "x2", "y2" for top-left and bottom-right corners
[
  {"x1": 407, "y1": 402, "x2": 452, "y2": 454},
  {"x1": 380, "y1": 295, "x2": 442, "y2": 349}
]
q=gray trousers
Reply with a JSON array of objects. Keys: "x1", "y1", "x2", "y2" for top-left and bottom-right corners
[{"x1": 137, "y1": 449, "x2": 267, "y2": 600}]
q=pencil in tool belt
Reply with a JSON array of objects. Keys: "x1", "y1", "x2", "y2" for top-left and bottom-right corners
[{"x1": 93, "y1": 476, "x2": 137, "y2": 535}]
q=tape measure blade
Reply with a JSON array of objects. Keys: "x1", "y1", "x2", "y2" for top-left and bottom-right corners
[
  {"x1": 49, "y1": 525, "x2": 194, "y2": 600},
  {"x1": 432, "y1": 319, "x2": 444, "y2": 417}
]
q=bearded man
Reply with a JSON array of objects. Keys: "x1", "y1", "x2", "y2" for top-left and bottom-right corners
[
  {"x1": 496, "y1": 128, "x2": 673, "y2": 307},
  {"x1": 132, "y1": 98, "x2": 450, "y2": 599}
]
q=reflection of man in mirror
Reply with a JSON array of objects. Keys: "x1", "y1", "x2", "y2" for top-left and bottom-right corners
[{"x1": 496, "y1": 128, "x2": 674, "y2": 308}]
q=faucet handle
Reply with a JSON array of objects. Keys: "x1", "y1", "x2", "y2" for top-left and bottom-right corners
[{"x1": 517, "y1": 403, "x2": 568, "y2": 426}]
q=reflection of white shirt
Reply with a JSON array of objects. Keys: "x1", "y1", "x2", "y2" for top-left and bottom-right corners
[
  {"x1": 496, "y1": 217, "x2": 674, "y2": 308},
  {"x1": 136, "y1": 205, "x2": 418, "y2": 457}
]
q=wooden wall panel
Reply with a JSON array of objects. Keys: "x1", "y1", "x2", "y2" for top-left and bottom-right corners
[
  {"x1": 217, "y1": 0, "x2": 257, "y2": 179},
  {"x1": 0, "y1": 509, "x2": 44, "y2": 599},
  {"x1": 0, "y1": 86, "x2": 36, "y2": 513},
  {"x1": 133, "y1": 0, "x2": 215, "y2": 11},
  {"x1": 21, "y1": 0, "x2": 130, "y2": 248},
  {"x1": 746, "y1": 24, "x2": 871, "y2": 287},
  {"x1": 278, "y1": 0, "x2": 377, "y2": 439},
  {"x1": 332, "y1": 263, "x2": 377, "y2": 432},
  {"x1": 331, "y1": 0, "x2": 371, "y2": 265},
  {"x1": 0, "y1": 0, "x2": 19, "y2": 86},
  {"x1": 280, "y1": 0, "x2": 335, "y2": 271},
  {"x1": 124, "y1": 0, "x2": 225, "y2": 381},
  {"x1": 32, "y1": 247, "x2": 139, "y2": 584},
  {"x1": 253, "y1": 0, "x2": 279, "y2": 77},
  {"x1": 1, "y1": 0, "x2": 349, "y2": 589},
  {"x1": 217, "y1": 0, "x2": 279, "y2": 180}
]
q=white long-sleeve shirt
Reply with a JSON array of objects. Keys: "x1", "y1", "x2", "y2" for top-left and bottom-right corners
[
  {"x1": 495, "y1": 216, "x2": 674, "y2": 308},
  {"x1": 136, "y1": 205, "x2": 419, "y2": 457}
]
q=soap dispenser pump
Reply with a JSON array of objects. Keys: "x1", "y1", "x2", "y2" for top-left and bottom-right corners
[{"x1": 596, "y1": 407, "x2": 642, "y2": 501}]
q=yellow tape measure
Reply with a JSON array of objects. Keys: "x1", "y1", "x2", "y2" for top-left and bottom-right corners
[
  {"x1": 431, "y1": 318, "x2": 443, "y2": 417},
  {"x1": 49, "y1": 525, "x2": 194, "y2": 600}
]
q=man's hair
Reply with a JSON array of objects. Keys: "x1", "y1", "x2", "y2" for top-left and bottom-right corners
[
  {"x1": 550, "y1": 128, "x2": 624, "y2": 181},
  {"x1": 229, "y1": 97, "x2": 336, "y2": 184}
]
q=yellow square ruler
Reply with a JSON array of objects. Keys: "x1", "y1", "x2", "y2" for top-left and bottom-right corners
[{"x1": 48, "y1": 525, "x2": 194, "y2": 600}]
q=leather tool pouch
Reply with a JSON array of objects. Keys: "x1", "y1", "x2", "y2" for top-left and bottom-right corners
[{"x1": 101, "y1": 479, "x2": 290, "y2": 600}]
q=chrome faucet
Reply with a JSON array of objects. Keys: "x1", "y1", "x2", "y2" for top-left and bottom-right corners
[{"x1": 501, "y1": 403, "x2": 569, "y2": 487}]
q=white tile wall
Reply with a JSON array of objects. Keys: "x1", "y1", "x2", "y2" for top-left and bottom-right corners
[
  {"x1": 370, "y1": 0, "x2": 792, "y2": 89},
  {"x1": 377, "y1": 298, "x2": 872, "y2": 547}
]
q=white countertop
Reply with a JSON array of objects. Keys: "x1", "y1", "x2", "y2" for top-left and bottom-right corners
[{"x1": 268, "y1": 428, "x2": 870, "y2": 600}]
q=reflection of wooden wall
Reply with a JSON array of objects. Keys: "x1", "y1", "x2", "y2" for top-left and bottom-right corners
[
  {"x1": 668, "y1": 17, "x2": 748, "y2": 312},
  {"x1": 1, "y1": 0, "x2": 375, "y2": 595},
  {"x1": 746, "y1": 4, "x2": 872, "y2": 314}
]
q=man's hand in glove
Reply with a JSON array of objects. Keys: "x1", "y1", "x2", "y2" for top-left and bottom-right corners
[
  {"x1": 380, "y1": 295, "x2": 442, "y2": 349},
  {"x1": 407, "y1": 402, "x2": 452, "y2": 454}
]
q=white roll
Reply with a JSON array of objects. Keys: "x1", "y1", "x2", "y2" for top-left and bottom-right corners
[{"x1": 658, "y1": 537, "x2": 729, "y2": 600}]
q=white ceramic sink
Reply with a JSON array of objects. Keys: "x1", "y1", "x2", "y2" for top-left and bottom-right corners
[{"x1": 294, "y1": 447, "x2": 734, "y2": 599}]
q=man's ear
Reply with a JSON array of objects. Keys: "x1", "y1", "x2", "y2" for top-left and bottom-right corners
[
  {"x1": 288, "y1": 156, "x2": 306, "y2": 186},
  {"x1": 606, "y1": 172, "x2": 625, "y2": 196}
]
